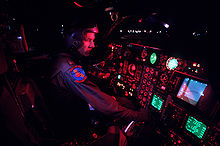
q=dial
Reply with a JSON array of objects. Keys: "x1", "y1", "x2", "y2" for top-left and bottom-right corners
[
  {"x1": 166, "y1": 57, "x2": 178, "y2": 70},
  {"x1": 150, "y1": 52, "x2": 157, "y2": 64}
]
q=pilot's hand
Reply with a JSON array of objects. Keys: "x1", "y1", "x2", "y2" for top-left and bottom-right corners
[{"x1": 136, "y1": 109, "x2": 152, "y2": 122}]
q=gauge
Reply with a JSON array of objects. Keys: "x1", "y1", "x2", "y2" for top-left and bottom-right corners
[
  {"x1": 141, "y1": 49, "x2": 148, "y2": 61},
  {"x1": 128, "y1": 64, "x2": 136, "y2": 76},
  {"x1": 166, "y1": 57, "x2": 178, "y2": 70},
  {"x1": 150, "y1": 52, "x2": 157, "y2": 64},
  {"x1": 160, "y1": 73, "x2": 168, "y2": 83}
]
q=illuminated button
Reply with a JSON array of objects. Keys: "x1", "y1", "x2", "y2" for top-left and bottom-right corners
[
  {"x1": 142, "y1": 97, "x2": 146, "y2": 102},
  {"x1": 146, "y1": 67, "x2": 150, "y2": 72},
  {"x1": 150, "y1": 68, "x2": 154, "y2": 74},
  {"x1": 132, "y1": 83, "x2": 136, "y2": 89},
  {"x1": 161, "y1": 86, "x2": 166, "y2": 90},
  {"x1": 144, "y1": 73, "x2": 148, "y2": 78},
  {"x1": 138, "y1": 95, "x2": 142, "y2": 99},
  {"x1": 139, "y1": 100, "x2": 143, "y2": 105},
  {"x1": 125, "y1": 91, "x2": 128, "y2": 96},
  {"x1": 146, "y1": 87, "x2": 149, "y2": 91},
  {"x1": 92, "y1": 133, "x2": 98, "y2": 139},
  {"x1": 140, "y1": 90, "x2": 144, "y2": 94},
  {"x1": 144, "y1": 92, "x2": 148, "y2": 96}
]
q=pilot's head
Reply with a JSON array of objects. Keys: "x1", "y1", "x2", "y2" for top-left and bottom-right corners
[{"x1": 64, "y1": 19, "x2": 99, "y2": 57}]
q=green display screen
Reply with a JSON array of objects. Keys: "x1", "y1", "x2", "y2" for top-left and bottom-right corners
[
  {"x1": 151, "y1": 94, "x2": 164, "y2": 111},
  {"x1": 150, "y1": 53, "x2": 157, "y2": 64},
  {"x1": 185, "y1": 116, "x2": 207, "y2": 139}
]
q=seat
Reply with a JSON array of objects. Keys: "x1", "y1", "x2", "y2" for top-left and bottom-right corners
[{"x1": 0, "y1": 40, "x2": 54, "y2": 145}]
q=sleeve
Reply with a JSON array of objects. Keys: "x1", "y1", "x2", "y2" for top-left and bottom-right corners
[{"x1": 61, "y1": 65, "x2": 150, "y2": 122}]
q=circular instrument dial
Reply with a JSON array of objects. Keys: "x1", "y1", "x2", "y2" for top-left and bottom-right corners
[
  {"x1": 150, "y1": 52, "x2": 157, "y2": 64},
  {"x1": 166, "y1": 57, "x2": 178, "y2": 70}
]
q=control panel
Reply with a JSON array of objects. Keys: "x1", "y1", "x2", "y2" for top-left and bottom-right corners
[{"x1": 100, "y1": 42, "x2": 219, "y2": 145}]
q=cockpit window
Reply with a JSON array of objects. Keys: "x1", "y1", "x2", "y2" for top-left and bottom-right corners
[{"x1": 107, "y1": 15, "x2": 171, "y2": 47}]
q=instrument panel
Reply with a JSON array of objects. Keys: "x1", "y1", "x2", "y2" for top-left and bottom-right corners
[{"x1": 102, "y1": 42, "x2": 219, "y2": 145}]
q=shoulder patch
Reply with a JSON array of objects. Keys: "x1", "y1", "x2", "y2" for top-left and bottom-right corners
[{"x1": 70, "y1": 65, "x2": 87, "y2": 83}]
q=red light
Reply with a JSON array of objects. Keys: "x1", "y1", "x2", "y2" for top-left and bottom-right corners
[
  {"x1": 139, "y1": 19, "x2": 142, "y2": 23},
  {"x1": 132, "y1": 83, "x2": 136, "y2": 89},
  {"x1": 112, "y1": 96, "x2": 116, "y2": 100},
  {"x1": 178, "y1": 140, "x2": 181, "y2": 143},
  {"x1": 193, "y1": 63, "x2": 197, "y2": 67},
  {"x1": 125, "y1": 91, "x2": 128, "y2": 96},
  {"x1": 120, "y1": 62, "x2": 123, "y2": 67},
  {"x1": 132, "y1": 64, "x2": 136, "y2": 71},
  {"x1": 92, "y1": 133, "x2": 98, "y2": 139},
  {"x1": 138, "y1": 95, "x2": 142, "y2": 99},
  {"x1": 73, "y1": 1, "x2": 83, "y2": 7},
  {"x1": 171, "y1": 134, "x2": 174, "y2": 137}
]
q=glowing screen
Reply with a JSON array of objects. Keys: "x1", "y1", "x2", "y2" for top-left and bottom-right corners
[
  {"x1": 185, "y1": 116, "x2": 207, "y2": 139},
  {"x1": 151, "y1": 94, "x2": 164, "y2": 111},
  {"x1": 177, "y1": 78, "x2": 207, "y2": 106}
]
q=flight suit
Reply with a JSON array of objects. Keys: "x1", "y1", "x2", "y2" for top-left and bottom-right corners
[
  {"x1": 48, "y1": 51, "x2": 149, "y2": 122},
  {"x1": 46, "y1": 51, "x2": 150, "y2": 145}
]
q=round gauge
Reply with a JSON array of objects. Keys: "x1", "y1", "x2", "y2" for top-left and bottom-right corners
[
  {"x1": 150, "y1": 52, "x2": 157, "y2": 64},
  {"x1": 141, "y1": 50, "x2": 148, "y2": 59},
  {"x1": 128, "y1": 64, "x2": 136, "y2": 76},
  {"x1": 166, "y1": 57, "x2": 178, "y2": 70}
]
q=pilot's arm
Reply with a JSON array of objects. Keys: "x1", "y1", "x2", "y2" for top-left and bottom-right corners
[{"x1": 51, "y1": 58, "x2": 150, "y2": 122}]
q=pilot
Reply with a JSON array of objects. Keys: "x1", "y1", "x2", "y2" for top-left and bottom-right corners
[{"x1": 45, "y1": 13, "x2": 151, "y2": 145}]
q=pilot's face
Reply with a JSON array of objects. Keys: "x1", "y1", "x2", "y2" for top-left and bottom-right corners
[{"x1": 77, "y1": 32, "x2": 96, "y2": 56}]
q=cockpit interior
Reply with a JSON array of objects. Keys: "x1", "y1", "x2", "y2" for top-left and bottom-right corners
[{"x1": 0, "y1": 0, "x2": 218, "y2": 145}]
